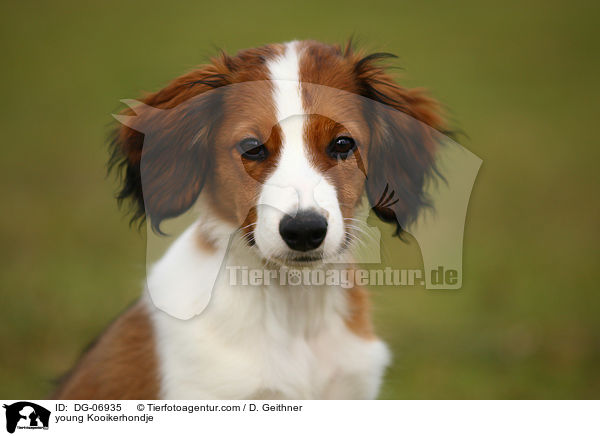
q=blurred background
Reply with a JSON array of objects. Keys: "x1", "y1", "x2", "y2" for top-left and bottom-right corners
[{"x1": 1, "y1": 0, "x2": 598, "y2": 399}]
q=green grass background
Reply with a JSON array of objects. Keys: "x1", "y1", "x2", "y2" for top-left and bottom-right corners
[{"x1": 0, "y1": 0, "x2": 598, "y2": 399}]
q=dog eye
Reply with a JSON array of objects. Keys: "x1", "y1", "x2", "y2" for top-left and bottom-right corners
[
  {"x1": 237, "y1": 138, "x2": 268, "y2": 161},
  {"x1": 327, "y1": 136, "x2": 356, "y2": 160}
]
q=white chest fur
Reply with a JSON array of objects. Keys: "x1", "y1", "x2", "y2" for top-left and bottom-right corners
[{"x1": 144, "y1": 224, "x2": 390, "y2": 399}]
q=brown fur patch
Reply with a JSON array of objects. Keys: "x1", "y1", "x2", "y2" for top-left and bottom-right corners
[
  {"x1": 345, "y1": 286, "x2": 376, "y2": 340},
  {"x1": 196, "y1": 228, "x2": 217, "y2": 253},
  {"x1": 51, "y1": 301, "x2": 159, "y2": 399},
  {"x1": 297, "y1": 41, "x2": 372, "y2": 233},
  {"x1": 206, "y1": 80, "x2": 284, "y2": 232}
]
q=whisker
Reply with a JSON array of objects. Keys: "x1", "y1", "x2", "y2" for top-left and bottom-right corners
[{"x1": 345, "y1": 224, "x2": 377, "y2": 244}]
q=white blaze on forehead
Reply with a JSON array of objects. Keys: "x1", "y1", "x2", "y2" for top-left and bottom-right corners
[
  {"x1": 254, "y1": 41, "x2": 345, "y2": 259},
  {"x1": 263, "y1": 41, "x2": 322, "y2": 210},
  {"x1": 268, "y1": 40, "x2": 303, "y2": 121}
]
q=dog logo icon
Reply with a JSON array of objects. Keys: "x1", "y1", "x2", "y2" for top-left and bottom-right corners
[{"x1": 3, "y1": 402, "x2": 50, "y2": 434}]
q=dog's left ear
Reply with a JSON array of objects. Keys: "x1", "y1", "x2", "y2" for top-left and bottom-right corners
[{"x1": 355, "y1": 53, "x2": 447, "y2": 236}]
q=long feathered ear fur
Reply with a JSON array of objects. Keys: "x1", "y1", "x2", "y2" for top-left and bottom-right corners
[
  {"x1": 352, "y1": 50, "x2": 448, "y2": 236},
  {"x1": 108, "y1": 58, "x2": 232, "y2": 234}
]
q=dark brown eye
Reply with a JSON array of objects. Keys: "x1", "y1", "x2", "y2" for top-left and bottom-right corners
[
  {"x1": 327, "y1": 136, "x2": 356, "y2": 160},
  {"x1": 237, "y1": 138, "x2": 267, "y2": 161}
]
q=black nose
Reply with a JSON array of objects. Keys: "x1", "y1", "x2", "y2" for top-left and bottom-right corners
[{"x1": 279, "y1": 211, "x2": 328, "y2": 252}]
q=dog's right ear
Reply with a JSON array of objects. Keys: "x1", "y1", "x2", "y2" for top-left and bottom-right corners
[{"x1": 109, "y1": 60, "x2": 231, "y2": 234}]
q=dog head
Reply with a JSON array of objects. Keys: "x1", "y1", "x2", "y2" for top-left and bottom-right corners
[{"x1": 110, "y1": 40, "x2": 445, "y2": 264}]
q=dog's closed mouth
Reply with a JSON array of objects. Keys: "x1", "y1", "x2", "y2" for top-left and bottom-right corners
[
  {"x1": 291, "y1": 255, "x2": 321, "y2": 263},
  {"x1": 268, "y1": 253, "x2": 323, "y2": 266}
]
